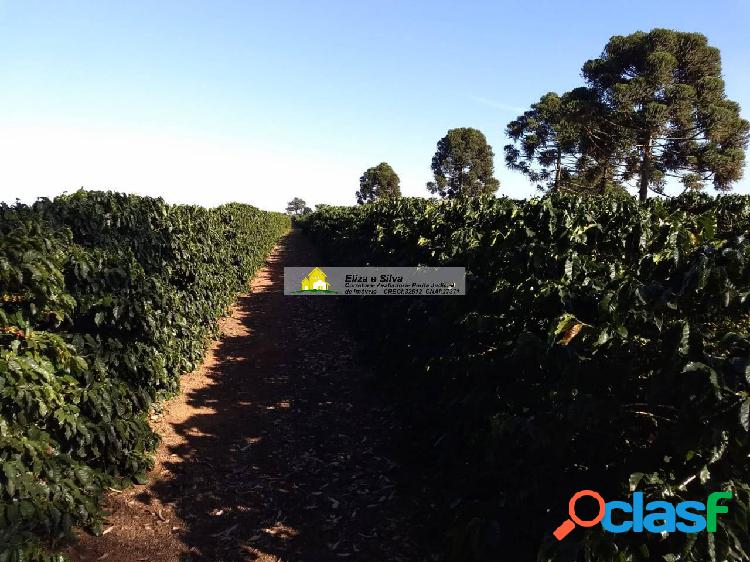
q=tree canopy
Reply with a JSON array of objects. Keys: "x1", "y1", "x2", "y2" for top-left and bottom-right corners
[
  {"x1": 585, "y1": 29, "x2": 749, "y2": 200},
  {"x1": 505, "y1": 29, "x2": 749, "y2": 201},
  {"x1": 505, "y1": 91, "x2": 583, "y2": 193},
  {"x1": 356, "y1": 162, "x2": 401, "y2": 204},
  {"x1": 427, "y1": 128, "x2": 500, "y2": 198},
  {"x1": 285, "y1": 197, "x2": 311, "y2": 215}
]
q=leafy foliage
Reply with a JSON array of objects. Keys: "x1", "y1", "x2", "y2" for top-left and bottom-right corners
[
  {"x1": 356, "y1": 162, "x2": 401, "y2": 204},
  {"x1": 303, "y1": 192, "x2": 750, "y2": 561},
  {"x1": 0, "y1": 191, "x2": 289, "y2": 559},
  {"x1": 505, "y1": 91, "x2": 582, "y2": 192},
  {"x1": 506, "y1": 29, "x2": 750, "y2": 201},
  {"x1": 583, "y1": 29, "x2": 750, "y2": 201},
  {"x1": 427, "y1": 128, "x2": 500, "y2": 198},
  {"x1": 506, "y1": 89, "x2": 628, "y2": 195},
  {"x1": 286, "y1": 197, "x2": 311, "y2": 216}
]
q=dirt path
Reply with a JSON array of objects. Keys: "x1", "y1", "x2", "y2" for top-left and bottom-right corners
[{"x1": 68, "y1": 229, "x2": 436, "y2": 562}]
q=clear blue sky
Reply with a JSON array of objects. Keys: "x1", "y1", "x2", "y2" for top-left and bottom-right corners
[{"x1": 2, "y1": 0, "x2": 749, "y2": 210}]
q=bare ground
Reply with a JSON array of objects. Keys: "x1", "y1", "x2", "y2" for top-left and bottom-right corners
[{"x1": 68, "y1": 229, "x2": 437, "y2": 562}]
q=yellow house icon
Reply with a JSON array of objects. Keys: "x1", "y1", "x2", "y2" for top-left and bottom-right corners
[{"x1": 300, "y1": 267, "x2": 330, "y2": 291}]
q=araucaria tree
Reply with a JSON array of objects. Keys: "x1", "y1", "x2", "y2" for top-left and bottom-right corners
[
  {"x1": 506, "y1": 29, "x2": 749, "y2": 201},
  {"x1": 506, "y1": 88, "x2": 628, "y2": 194},
  {"x1": 585, "y1": 29, "x2": 749, "y2": 201},
  {"x1": 356, "y1": 162, "x2": 401, "y2": 204},
  {"x1": 427, "y1": 127, "x2": 500, "y2": 198},
  {"x1": 504, "y1": 91, "x2": 582, "y2": 192}
]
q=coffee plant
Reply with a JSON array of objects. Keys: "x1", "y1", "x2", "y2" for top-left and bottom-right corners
[
  {"x1": 303, "y1": 192, "x2": 750, "y2": 562},
  {"x1": 0, "y1": 191, "x2": 289, "y2": 560}
]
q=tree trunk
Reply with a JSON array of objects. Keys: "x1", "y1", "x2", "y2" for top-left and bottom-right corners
[
  {"x1": 554, "y1": 149, "x2": 562, "y2": 192},
  {"x1": 639, "y1": 135, "x2": 652, "y2": 202},
  {"x1": 599, "y1": 161, "x2": 608, "y2": 194}
]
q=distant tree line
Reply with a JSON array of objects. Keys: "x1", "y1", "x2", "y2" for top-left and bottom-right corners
[
  {"x1": 354, "y1": 126, "x2": 500, "y2": 205},
  {"x1": 288, "y1": 28, "x2": 747, "y2": 210}
]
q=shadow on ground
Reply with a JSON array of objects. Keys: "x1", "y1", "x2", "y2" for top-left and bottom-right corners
[{"x1": 132, "y1": 231, "x2": 437, "y2": 561}]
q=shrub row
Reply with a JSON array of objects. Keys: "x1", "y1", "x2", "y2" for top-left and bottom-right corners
[
  {"x1": 0, "y1": 190, "x2": 289, "y2": 560},
  {"x1": 303, "y1": 192, "x2": 750, "y2": 562}
]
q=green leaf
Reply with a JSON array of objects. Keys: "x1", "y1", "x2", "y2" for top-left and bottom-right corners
[
  {"x1": 700, "y1": 465, "x2": 710, "y2": 484},
  {"x1": 19, "y1": 501, "x2": 34, "y2": 519},
  {"x1": 629, "y1": 472, "x2": 644, "y2": 491}
]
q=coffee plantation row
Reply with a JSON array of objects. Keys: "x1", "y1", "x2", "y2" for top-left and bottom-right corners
[
  {"x1": 302, "y1": 193, "x2": 750, "y2": 562},
  {"x1": 0, "y1": 191, "x2": 289, "y2": 560}
]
